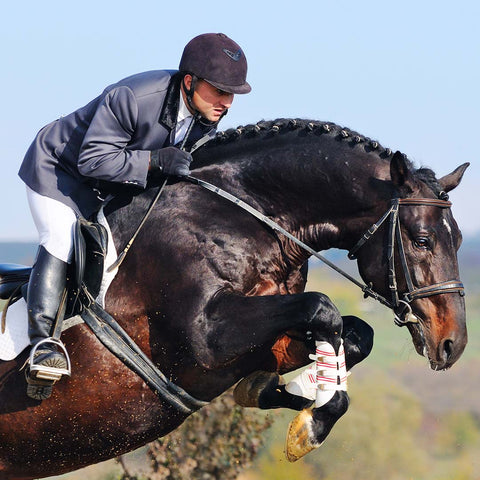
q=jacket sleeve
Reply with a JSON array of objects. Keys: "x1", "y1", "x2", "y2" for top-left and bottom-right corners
[{"x1": 77, "y1": 86, "x2": 150, "y2": 188}]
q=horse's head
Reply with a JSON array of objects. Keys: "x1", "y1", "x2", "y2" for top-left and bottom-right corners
[{"x1": 353, "y1": 152, "x2": 469, "y2": 370}]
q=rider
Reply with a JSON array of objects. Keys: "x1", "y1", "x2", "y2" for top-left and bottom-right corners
[{"x1": 18, "y1": 33, "x2": 251, "y2": 400}]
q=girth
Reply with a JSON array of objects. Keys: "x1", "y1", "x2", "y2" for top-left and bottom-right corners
[{"x1": 80, "y1": 288, "x2": 207, "y2": 414}]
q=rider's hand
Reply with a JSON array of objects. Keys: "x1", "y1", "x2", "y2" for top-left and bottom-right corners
[{"x1": 149, "y1": 147, "x2": 192, "y2": 176}]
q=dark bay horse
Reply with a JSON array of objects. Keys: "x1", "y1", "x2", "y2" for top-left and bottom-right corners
[{"x1": 0, "y1": 119, "x2": 468, "y2": 479}]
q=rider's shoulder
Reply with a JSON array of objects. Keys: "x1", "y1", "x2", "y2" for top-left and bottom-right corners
[{"x1": 103, "y1": 70, "x2": 178, "y2": 100}]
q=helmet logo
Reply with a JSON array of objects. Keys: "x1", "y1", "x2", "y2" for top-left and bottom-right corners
[{"x1": 222, "y1": 48, "x2": 242, "y2": 62}]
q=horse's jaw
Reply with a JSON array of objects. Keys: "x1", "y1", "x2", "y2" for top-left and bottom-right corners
[
  {"x1": 406, "y1": 314, "x2": 467, "y2": 371},
  {"x1": 407, "y1": 322, "x2": 444, "y2": 370}
]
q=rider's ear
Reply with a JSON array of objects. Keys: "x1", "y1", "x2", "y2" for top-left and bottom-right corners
[
  {"x1": 182, "y1": 74, "x2": 193, "y2": 92},
  {"x1": 438, "y1": 162, "x2": 470, "y2": 193},
  {"x1": 390, "y1": 151, "x2": 413, "y2": 192}
]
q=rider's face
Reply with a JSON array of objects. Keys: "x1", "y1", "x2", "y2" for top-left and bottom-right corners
[{"x1": 182, "y1": 75, "x2": 234, "y2": 122}]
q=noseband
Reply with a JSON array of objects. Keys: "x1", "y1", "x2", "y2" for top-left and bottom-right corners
[{"x1": 348, "y1": 198, "x2": 465, "y2": 325}]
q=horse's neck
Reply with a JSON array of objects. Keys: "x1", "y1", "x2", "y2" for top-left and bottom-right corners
[{"x1": 237, "y1": 150, "x2": 389, "y2": 255}]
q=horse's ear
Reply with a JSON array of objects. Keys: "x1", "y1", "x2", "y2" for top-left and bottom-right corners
[
  {"x1": 438, "y1": 162, "x2": 470, "y2": 193},
  {"x1": 390, "y1": 151, "x2": 412, "y2": 188}
]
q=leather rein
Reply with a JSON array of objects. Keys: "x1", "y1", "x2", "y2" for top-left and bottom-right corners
[
  {"x1": 183, "y1": 177, "x2": 465, "y2": 326},
  {"x1": 108, "y1": 128, "x2": 464, "y2": 326}
]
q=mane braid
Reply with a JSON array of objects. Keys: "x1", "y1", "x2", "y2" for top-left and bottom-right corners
[
  {"x1": 211, "y1": 118, "x2": 394, "y2": 157},
  {"x1": 198, "y1": 119, "x2": 448, "y2": 193}
]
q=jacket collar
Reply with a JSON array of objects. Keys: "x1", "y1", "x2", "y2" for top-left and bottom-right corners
[
  {"x1": 159, "y1": 72, "x2": 182, "y2": 130},
  {"x1": 159, "y1": 71, "x2": 218, "y2": 150}
]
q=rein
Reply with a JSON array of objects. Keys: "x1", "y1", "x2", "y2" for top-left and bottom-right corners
[
  {"x1": 108, "y1": 146, "x2": 464, "y2": 326},
  {"x1": 184, "y1": 176, "x2": 465, "y2": 325},
  {"x1": 107, "y1": 115, "x2": 212, "y2": 273},
  {"x1": 184, "y1": 176, "x2": 390, "y2": 304},
  {"x1": 98, "y1": 171, "x2": 464, "y2": 412}
]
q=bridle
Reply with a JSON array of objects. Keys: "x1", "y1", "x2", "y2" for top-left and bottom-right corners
[
  {"x1": 110, "y1": 169, "x2": 465, "y2": 327},
  {"x1": 182, "y1": 179, "x2": 465, "y2": 326},
  {"x1": 348, "y1": 197, "x2": 465, "y2": 325}
]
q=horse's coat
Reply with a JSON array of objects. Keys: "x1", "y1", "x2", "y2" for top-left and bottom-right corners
[{"x1": 0, "y1": 118, "x2": 468, "y2": 479}]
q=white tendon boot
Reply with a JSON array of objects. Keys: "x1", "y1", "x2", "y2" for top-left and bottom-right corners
[
  {"x1": 314, "y1": 339, "x2": 347, "y2": 407},
  {"x1": 285, "y1": 339, "x2": 348, "y2": 405},
  {"x1": 285, "y1": 340, "x2": 348, "y2": 462}
]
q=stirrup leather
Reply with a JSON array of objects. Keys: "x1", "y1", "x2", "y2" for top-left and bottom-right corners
[{"x1": 28, "y1": 338, "x2": 72, "y2": 381}]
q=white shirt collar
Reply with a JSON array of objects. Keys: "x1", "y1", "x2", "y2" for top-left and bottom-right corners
[
  {"x1": 177, "y1": 92, "x2": 193, "y2": 124},
  {"x1": 174, "y1": 92, "x2": 194, "y2": 145}
]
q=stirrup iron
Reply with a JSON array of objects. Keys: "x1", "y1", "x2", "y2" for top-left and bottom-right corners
[{"x1": 28, "y1": 338, "x2": 72, "y2": 381}]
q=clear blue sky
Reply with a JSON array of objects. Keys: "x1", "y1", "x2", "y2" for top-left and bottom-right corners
[{"x1": 1, "y1": 0, "x2": 478, "y2": 241}]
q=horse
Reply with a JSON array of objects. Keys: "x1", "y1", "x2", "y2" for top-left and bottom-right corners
[{"x1": 0, "y1": 118, "x2": 468, "y2": 479}]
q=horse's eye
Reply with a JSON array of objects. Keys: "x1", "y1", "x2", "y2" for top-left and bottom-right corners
[{"x1": 414, "y1": 237, "x2": 430, "y2": 249}]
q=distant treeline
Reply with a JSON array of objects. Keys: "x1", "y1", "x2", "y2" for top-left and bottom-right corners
[
  {"x1": 0, "y1": 242, "x2": 37, "y2": 265},
  {"x1": 0, "y1": 235, "x2": 479, "y2": 271}
]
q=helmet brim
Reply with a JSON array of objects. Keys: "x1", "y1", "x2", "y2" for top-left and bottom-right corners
[{"x1": 206, "y1": 79, "x2": 252, "y2": 95}]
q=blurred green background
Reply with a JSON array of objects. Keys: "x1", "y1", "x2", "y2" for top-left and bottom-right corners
[{"x1": 1, "y1": 236, "x2": 478, "y2": 480}]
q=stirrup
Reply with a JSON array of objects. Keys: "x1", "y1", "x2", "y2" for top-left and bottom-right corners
[{"x1": 28, "y1": 338, "x2": 72, "y2": 382}]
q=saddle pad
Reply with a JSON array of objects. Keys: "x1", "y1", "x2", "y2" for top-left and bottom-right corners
[
  {"x1": 0, "y1": 207, "x2": 119, "y2": 362},
  {"x1": 0, "y1": 298, "x2": 30, "y2": 360}
]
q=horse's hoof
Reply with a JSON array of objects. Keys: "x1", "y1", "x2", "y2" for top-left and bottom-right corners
[
  {"x1": 285, "y1": 408, "x2": 318, "y2": 462},
  {"x1": 285, "y1": 391, "x2": 350, "y2": 462},
  {"x1": 233, "y1": 371, "x2": 284, "y2": 408}
]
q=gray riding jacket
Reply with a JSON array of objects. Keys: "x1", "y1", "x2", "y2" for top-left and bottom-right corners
[{"x1": 19, "y1": 70, "x2": 215, "y2": 218}]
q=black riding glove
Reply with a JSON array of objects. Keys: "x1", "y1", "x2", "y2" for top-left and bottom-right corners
[{"x1": 150, "y1": 147, "x2": 192, "y2": 176}]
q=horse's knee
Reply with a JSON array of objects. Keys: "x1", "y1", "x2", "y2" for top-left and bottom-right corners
[
  {"x1": 341, "y1": 315, "x2": 374, "y2": 370},
  {"x1": 304, "y1": 292, "x2": 343, "y2": 345}
]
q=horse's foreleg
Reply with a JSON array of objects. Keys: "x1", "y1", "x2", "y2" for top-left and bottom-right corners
[
  {"x1": 199, "y1": 290, "x2": 341, "y2": 411},
  {"x1": 233, "y1": 315, "x2": 374, "y2": 410},
  {"x1": 202, "y1": 291, "x2": 373, "y2": 463},
  {"x1": 283, "y1": 315, "x2": 374, "y2": 461},
  {"x1": 201, "y1": 290, "x2": 343, "y2": 369}
]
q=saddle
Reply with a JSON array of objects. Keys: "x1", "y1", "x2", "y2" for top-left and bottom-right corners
[
  {"x1": 0, "y1": 217, "x2": 107, "y2": 322},
  {"x1": 0, "y1": 217, "x2": 206, "y2": 413}
]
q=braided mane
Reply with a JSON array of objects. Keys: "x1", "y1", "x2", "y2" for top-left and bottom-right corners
[
  {"x1": 201, "y1": 118, "x2": 443, "y2": 197},
  {"x1": 212, "y1": 118, "x2": 394, "y2": 156}
]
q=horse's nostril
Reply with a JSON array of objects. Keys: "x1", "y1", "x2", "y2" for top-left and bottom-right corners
[{"x1": 443, "y1": 339, "x2": 454, "y2": 360}]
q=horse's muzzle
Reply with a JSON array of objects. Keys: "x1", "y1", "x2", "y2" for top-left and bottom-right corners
[{"x1": 407, "y1": 316, "x2": 467, "y2": 371}]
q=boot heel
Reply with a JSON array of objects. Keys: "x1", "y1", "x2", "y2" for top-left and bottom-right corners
[
  {"x1": 25, "y1": 372, "x2": 56, "y2": 400},
  {"x1": 26, "y1": 383, "x2": 54, "y2": 401}
]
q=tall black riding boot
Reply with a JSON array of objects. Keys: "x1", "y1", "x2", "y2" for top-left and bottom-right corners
[{"x1": 26, "y1": 246, "x2": 70, "y2": 400}]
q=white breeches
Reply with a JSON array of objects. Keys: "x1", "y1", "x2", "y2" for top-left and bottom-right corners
[{"x1": 26, "y1": 186, "x2": 77, "y2": 263}]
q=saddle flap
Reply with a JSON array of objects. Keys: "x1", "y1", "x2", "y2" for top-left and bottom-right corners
[{"x1": 73, "y1": 217, "x2": 108, "y2": 301}]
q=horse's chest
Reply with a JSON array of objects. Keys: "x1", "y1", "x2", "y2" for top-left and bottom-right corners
[
  {"x1": 246, "y1": 278, "x2": 287, "y2": 296},
  {"x1": 246, "y1": 267, "x2": 306, "y2": 297}
]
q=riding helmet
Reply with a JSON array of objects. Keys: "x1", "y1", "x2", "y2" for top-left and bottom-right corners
[{"x1": 179, "y1": 33, "x2": 251, "y2": 94}]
